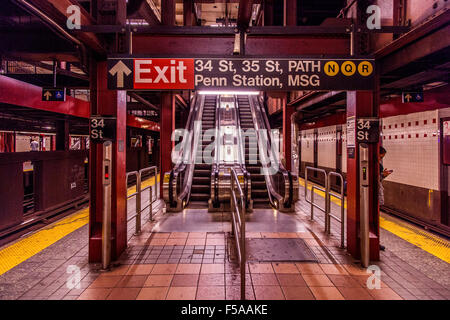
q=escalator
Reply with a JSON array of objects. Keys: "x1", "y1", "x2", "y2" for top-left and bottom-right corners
[
  {"x1": 236, "y1": 95, "x2": 298, "y2": 212},
  {"x1": 164, "y1": 92, "x2": 297, "y2": 212},
  {"x1": 190, "y1": 96, "x2": 217, "y2": 205},
  {"x1": 237, "y1": 97, "x2": 269, "y2": 208},
  {"x1": 163, "y1": 94, "x2": 218, "y2": 211}
]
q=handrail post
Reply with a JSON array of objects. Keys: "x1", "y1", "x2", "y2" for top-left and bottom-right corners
[
  {"x1": 149, "y1": 186, "x2": 153, "y2": 221},
  {"x1": 135, "y1": 172, "x2": 142, "y2": 235},
  {"x1": 240, "y1": 191, "x2": 246, "y2": 301},
  {"x1": 304, "y1": 167, "x2": 308, "y2": 200},
  {"x1": 339, "y1": 175, "x2": 345, "y2": 248},
  {"x1": 325, "y1": 177, "x2": 330, "y2": 235},
  {"x1": 154, "y1": 166, "x2": 158, "y2": 199},
  {"x1": 310, "y1": 187, "x2": 314, "y2": 220}
]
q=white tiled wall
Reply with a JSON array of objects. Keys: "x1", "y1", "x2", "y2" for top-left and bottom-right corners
[
  {"x1": 381, "y1": 110, "x2": 440, "y2": 190},
  {"x1": 15, "y1": 135, "x2": 52, "y2": 152},
  {"x1": 300, "y1": 125, "x2": 346, "y2": 171},
  {"x1": 299, "y1": 109, "x2": 446, "y2": 189},
  {"x1": 317, "y1": 126, "x2": 336, "y2": 168},
  {"x1": 301, "y1": 129, "x2": 314, "y2": 163}
]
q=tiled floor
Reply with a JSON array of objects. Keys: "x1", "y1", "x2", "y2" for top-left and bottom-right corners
[
  {"x1": 73, "y1": 230, "x2": 409, "y2": 301},
  {"x1": 0, "y1": 185, "x2": 449, "y2": 300}
]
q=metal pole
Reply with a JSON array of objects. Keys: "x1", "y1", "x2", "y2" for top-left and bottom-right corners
[
  {"x1": 239, "y1": 30, "x2": 245, "y2": 56},
  {"x1": 155, "y1": 167, "x2": 158, "y2": 199},
  {"x1": 359, "y1": 144, "x2": 370, "y2": 267},
  {"x1": 325, "y1": 177, "x2": 330, "y2": 234},
  {"x1": 102, "y1": 141, "x2": 112, "y2": 270},
  {"x1": 341, "y1": 195, "x2": 345, "y2": 248},
  {"x1": 304, "y1": 169, "x2": 308, "y2": 200},
  {"x1": 310, "y1": 187, "x2": 314, "y2": 220},
  {"x1": 241, "y1": 193, "x2": 246, "y2": 301},
  {"x1": 350, "y1": 24, "x2": 355, "y2": 56},
  {"x1": 230, "y1": 176, "x2": 235, "y2": 235},
  {"x1": 340, "y1": 174, "x2": 345, "y2": 248},
  {"x1": 53, "y1": 60, "x2": 57, "y2": 88},
  {"x1": 149, "y1": 186, "x2": 153, "y2": 221},
  {"x1": 135, "y1": 172, "x2": 142, "y2": 235}
]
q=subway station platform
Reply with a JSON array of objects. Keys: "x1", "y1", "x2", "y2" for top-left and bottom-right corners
[
  {"x1": 1, "y1": 180, "x2": 448, "y2": 301},
  {"x1": 1, "y1": 0, "x2": 449, "y2": 309}
]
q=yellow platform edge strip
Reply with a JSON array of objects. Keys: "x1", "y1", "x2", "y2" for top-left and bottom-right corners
[
  {"x1": 299, "y1": 178, "x2": 450, "y2": 264},
  {"x1": 0, "y1": 174, "x2": 160, "y2": 276}
]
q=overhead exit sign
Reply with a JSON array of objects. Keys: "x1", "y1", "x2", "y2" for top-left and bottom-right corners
[
  {"x1": 42, "y1": 88, "x2": 66, "y2": 101},
  {"x1": 107, "y1": 56, "x2": 375, "y2": 91}
]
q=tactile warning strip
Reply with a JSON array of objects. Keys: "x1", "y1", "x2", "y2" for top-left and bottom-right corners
[
  {"x1": 0, "y1": 175, "x2": 160, "y2": 276},
  {"x1": 0, "y1": 208, "x2": 89, "y2": 276},
  {"x1": 299, "y1": 178, "x2": 450, "y2": 263},
  {"x1": 380, "y1": 214, "x2": 450, "y2": 264}
]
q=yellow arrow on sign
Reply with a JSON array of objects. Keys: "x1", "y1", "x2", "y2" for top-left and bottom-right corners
[
  {"x1": 43, "y1": 91, "x2": 52, "y2": 101},
  {"x1": 404, "y1": 94, "x2": 412, "y2": 102},
  {"x1": 109, "y1": 60, "x2": 131, "y2": 88}
]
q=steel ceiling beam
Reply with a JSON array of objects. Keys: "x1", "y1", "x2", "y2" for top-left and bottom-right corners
[
  {"x1": 0, "y1": 75, "x2": 158, "y2": 131},
  {"x1": 128, "y1": 0, "x2": 161, "y2": 25},
  {"x1": 131, "y1": 33, "x2": 350, "y2": 55},
  {"x1": 19, "y1": 0, "x2": 105, "y2": 54},
  {"x1": 128, "y1": 92, "x2": 159, "y2": 111},
  {"x1": 380, "y1": 25, "x2": 450, "y2": 75}
]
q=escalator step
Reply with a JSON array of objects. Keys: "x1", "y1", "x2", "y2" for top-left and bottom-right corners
[
  {"x1": 252, "y1": 190, "x2": 269, "y2": 198},
  {"x1": 192, "y1": 185, "x2": 210, "y2": 193},
  {"x1": 194, "y1": 169, "x2": 210, "y2": 177},
  {"x1": 193, "y1": 177, "x2": 210, "y2": 184},
  {"x1": 195, "y1": 164, "x2": 211, "y2": 170},
  {"x1": 251, "y1": 181, "x2": 267, "y2": 188},
  {"x1": 190, "y1": 193, "x2": 210, "y2": 201}
]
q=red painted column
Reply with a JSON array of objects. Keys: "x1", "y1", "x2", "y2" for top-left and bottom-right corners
[
  {"x1": 346, "y1": 91, "x2": 380, "y2": 261},
  {"x1": 160, "y1": 92, "x2": 175, "y2": 197},
  {"x1": 89, "y1": 61, "x2": 127, "y2": 262},
  {"x1": 284, "y1": 0, "x2": 297, "y2": 26},
  {"x1": 282, "y1": 95, "x2": 294, "y2": 171}
]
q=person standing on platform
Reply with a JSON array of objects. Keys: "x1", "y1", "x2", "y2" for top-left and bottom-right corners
[
  {"x1": 379, "y1": 146, "x2": 393, "y2": 251},
  {"x1": 30, "y1": 138, "x2": 39, "y2": 151}
]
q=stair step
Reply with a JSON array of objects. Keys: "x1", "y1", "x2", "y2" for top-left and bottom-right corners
[
  {"x1": 251, "y1": 181, "x2": 267, "y2": 188},
  {"x1": 194, "y1": 169, "x2": 210, "y2": 177},
  {"x1": 190, "y1": 193, "x2": 210, "y2": 201},
  {"x1": 193, "y1": 176, "x2": 210, "y2": 184},
  {"x1": 252, "y1": 190, "x2": 268, "y2": 198},
  {"x1": 195, "y1": 164, "x2": 211, "y2": 170},
  {"x1": 192, "y1": 185, "x2": 210, "y2": 193}
]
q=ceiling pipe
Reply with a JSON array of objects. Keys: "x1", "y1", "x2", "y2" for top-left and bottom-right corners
[
  {"x1": 128, "y1": 92, "x2": 159, "y2": 111},
  {"x1": 13, "y1": 0, "x2": 89, "y2": 73}
]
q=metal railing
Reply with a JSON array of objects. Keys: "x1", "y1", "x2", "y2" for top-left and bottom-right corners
[
  {"x1": 230, "y1": 168, "x2": 246, "y2": 300},
  {"x1": 126, "y1": 166, "x2": 158, "y2": 235},
  {"x1": 304, "y1": 166, "x2": 345, "y2": 248},
  {"x1": 305, "y1": 167, "x2": 328, "y2": 227},
  {"x1": 327, "y1": 172, "x2": 345, "y2": 248}
]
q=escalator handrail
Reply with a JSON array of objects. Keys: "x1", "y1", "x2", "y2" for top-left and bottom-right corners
[
  {"x1": 233, "y1": 95, "x2": 251, "y2": 206},
  {"x1": 169, "y1": 94, "x2": 203, "y2": 206},
  {"x1": 178, "y1": 94, "x2": 205, "y2": 203},
  {"x1": 245, "y1": 95, "x2": 281, "y2": 208},
  {"x1": 211, "y1": 95, "x2": 221, "y2": 206},
  {"x1": 255, "y1": 95, "x2": 294, "y2": 208}
]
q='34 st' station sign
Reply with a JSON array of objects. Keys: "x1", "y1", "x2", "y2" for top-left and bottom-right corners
[{"x1": 107, "y1": 56, "x2": 375, "y2": 91}]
